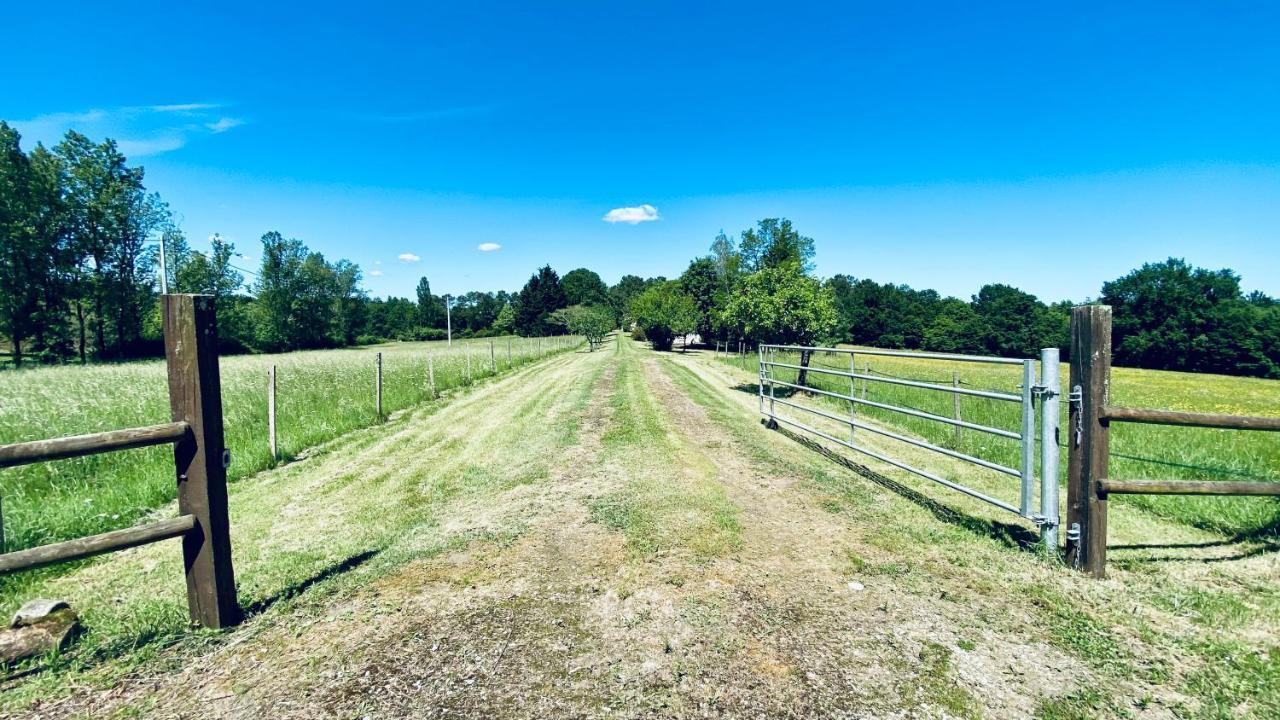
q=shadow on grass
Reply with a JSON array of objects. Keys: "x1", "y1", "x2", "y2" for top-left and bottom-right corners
[
  {"x1": 242, "y1": 549, "x2": 380, "y2": 618},
  {"x1": 766, "y1": 420, "x2": 1040, "y2": 551}
]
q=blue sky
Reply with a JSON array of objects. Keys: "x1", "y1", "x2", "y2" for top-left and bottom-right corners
[{"x1": 4, "y1": 2, "x2": 1279, "y2": 301}]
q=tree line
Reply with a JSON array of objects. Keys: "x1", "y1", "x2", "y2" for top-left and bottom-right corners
[
  {"x1": 5, "y1": 122, "x2": 1277, "y2": 377},
  {"x1": 627, "y1": 219, "x2": 1280, "y2": 379}
]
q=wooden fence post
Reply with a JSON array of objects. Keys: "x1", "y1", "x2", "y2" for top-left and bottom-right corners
[
  {"x1": 1066, "y1": 305, "x2": 1111, "y2": 577},
  {"x1": 163, "y1": 294, "x2": 240, "y2": 629},
  {"x1": 428, "y1": 355, "x2": 436, "y2": 398},
  {"x1": 267, "y1": 365, "x2": 277, "y2": 460},
  {"x1": 507, "y1": 338, "x2": 512, "y2": 368},
  {"x1": 375, "y1": 352, "x2": 383, "y2": 419},
  {"x1": 490, "y1": 341, "x2": 497, "y2": 374}
]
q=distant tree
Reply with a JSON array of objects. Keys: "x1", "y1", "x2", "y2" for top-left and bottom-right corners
[
  {"x1": 330, "y1": 259, "x2": 366, "y2": 346},
  {"x1": 416, "y1": 276, "x2": 440, "y2": 328},
  {"x1": 561, "y1": 268, "x2": 611, "y2": 309},
  {"x1": 551, "y1": 304, "x2": 614, "y2": 350},
  {"x1": 1101, "y1": 258, "x2": 1278, "y2": 377},
  {"x1": 678, "y1": 256, "x2": 721, "y2": 342},
  {"x1": 492, "y1": 301, "x2": 516, "y2": 334},
  {"x1": 515, "y1": 265, "x2": 568, "y2": 336},
  {"x1": 631, "y1": 281, "x2": 698, "y2": 352},
  {"x1": 738, "y1": 218, "x2": 815, "y2": 273},
  {"x1": 174, "y1": 234, "x2": 249, "y2": 351},
  {"x1": 971, "y1": 284, "x2": 1058, "y2": 358},
  {"x1": 609, "y1": 274, "x2": 649, "y2": 324},
  {"x1": 722, "y1": 264, "x2": 836, "y2": 384},
  {"x1": 253, "y1": 231, "x2": 309, "y2": 351}
]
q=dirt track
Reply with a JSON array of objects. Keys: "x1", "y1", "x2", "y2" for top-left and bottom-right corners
[{"x1": 11, "y1": 339, "x2": 1277, "y2": 719}]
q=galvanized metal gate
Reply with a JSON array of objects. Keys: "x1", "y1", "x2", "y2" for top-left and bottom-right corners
[{"x1": 757, "y1": 344, "x2": 1061, "y2": 549}]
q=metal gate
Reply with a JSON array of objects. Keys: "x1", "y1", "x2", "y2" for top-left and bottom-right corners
[{"x1": 757, "y1": 344, "x2": 1061, "y2": 549}]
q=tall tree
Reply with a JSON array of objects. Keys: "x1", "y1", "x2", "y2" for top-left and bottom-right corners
[
  {"x1": 415, "y1": 276, "x2": 440, "y2": 328},
  {"x1": 254, "y1": 231, "x2": 309, "y2": 351},
  {"x1": 678, "y1": 256, "x2": 721, "y2": 342},
  {"x1": 561, "y1": 268, "x2": 611, "y2": 308},
  {"x1": 722, "y1": 264, "x2": 837, "y2": 385},
  {"x1": 739, "y1": 218, "x2": 815, "y2": 273},
  {"x1": 515, "y1": 265, "x2": 568, "y2": 336}
]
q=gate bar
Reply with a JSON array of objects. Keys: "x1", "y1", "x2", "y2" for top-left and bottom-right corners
[
  {"x1": 0, "y1": 422, "x2": 190, "y2": 469},
  {"x1": 768, "y1": 412, "x2": 1023, "y2": 515},
  {"x1": 769, "y1": 395, "x2": 1021, "y2": 478},
  {"x1": 0, "y1": 515, "x2": 196, "y2": 574},
  {"x1": 762, "y1": 360, "x2": 1022, "y2": 402},
  {"x1": 760, "y1": 344, "x2": 1026, "y2": 366}
]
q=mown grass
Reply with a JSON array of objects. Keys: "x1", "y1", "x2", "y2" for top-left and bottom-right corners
[
  {"x1": 719, "y1": 346, "x2": 1280, "y2": 536},
  {"x1": 0, "y1": 335, "x2": 580, "y2": 560},
  {"x1": 0, "y1": 342, "x2": 606, "y2": 710},
  {"x1": 588, "y1": 338, "x2": 741, "y2": 561}
]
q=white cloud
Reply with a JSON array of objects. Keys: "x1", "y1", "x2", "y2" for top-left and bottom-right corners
[
  {"x1": 477, "y1": 242, "x2": 502, "y2": 252},
  {"x1": 603, "y1": 204, "x2": 660, "y2": 224},
  {"x1": 206, "y1": 117, "x2": 244, "y2": 133},
  {"x1": 10, "y1": 102, "x2": 242, "y2": 158},
  {"x1": 397, "y1": 253, "x2": 421, "y2": 263},
  {"x1": 369, "y1": 269, "x2": 384, "y2": 277}
]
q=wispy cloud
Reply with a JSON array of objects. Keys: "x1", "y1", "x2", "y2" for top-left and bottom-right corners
[
  {"x1": 603, "y1": 204, "x2": 660, "y2": 224},
  {"x1": 369, "y1": 269, "x2": 385, "y2": 277},
  {"x1": 398, "y1": 253, "x2": 421, "y2": 263},
  {"x1": 10, "y1": 102, "x2": 244, "y2": 157},
  {"x1": 206, "y1": 117, "x2": 244, "y2": 133},
  {"x1": 477, "y1": 242, "x2": 502, "y2": 252}
]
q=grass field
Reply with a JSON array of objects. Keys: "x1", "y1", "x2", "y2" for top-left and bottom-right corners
[
  {"x1": 0, "y1": 335, "x2": 580, "y2": 561},
  {"x1": 720, "y1": 345, "x2": 1280, "y2": 537},
  {"x1": 0, "y1": 338, "x2": 1277, "y2": 719}
]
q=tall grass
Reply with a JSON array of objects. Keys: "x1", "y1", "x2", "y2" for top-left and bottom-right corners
[
  {"x1": 719, "y1": 345, "x2": 1280, "y2": 536},
  {"x1": 0, "y1": 336, "x2": 580, "y2": 556}
]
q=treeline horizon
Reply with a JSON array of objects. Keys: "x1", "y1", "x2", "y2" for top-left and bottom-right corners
[{"x1": 3, "y1": 122, "x2": 1278, "y2": 378}]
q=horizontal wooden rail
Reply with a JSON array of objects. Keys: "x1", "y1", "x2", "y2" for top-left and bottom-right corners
[
  {"x1": 1098, "y1": 479, "x2": 1280, "y2": 496},
  {"x1": 0, "y1": 515, "x2": 196, "y2": 574},
  {"x1": 0, "y1": 422, "x2": 189, "y2": 469},
  {"x1": 1101, "y1": 406, "x2": 1280, "y2": 431}
]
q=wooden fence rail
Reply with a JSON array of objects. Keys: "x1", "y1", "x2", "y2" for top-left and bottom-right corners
[
  {"x1": 1065, "y1": 304, "x2": 1280, "y2": 578},
  {"x1": 0, "y1": 294, "x2": 240, "y2": 629}
]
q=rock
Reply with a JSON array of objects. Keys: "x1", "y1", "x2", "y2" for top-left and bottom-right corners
[
  {"x1": 847, "y1": 581, "x2": 865, "y2": 591},
  {"x1": 0, "y1": 599, "x2": 80, "y2": 666}
]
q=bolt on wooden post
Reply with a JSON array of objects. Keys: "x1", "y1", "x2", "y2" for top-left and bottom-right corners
[
  {"x1": 163, "y1": 294, "x2": 240, "y2": 629},
  {"x1": 1066, "y1": 304, "x2": 1112, "y2": 577}
]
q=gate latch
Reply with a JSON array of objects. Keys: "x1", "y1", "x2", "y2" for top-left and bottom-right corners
[
  {"x1": 1068, "y1": 386, "x2": 1084, "y2": 445},
  {"x1": 1031, "y1": 384, "x2": 1057, "y2": 399}
]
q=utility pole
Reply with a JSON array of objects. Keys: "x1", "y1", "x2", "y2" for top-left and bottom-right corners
[
  {"x1": 445, "y1": 295, "x2": 452, "y2": 346},
  {"x1": 158, "y1": 232, "x2": 169, "y2": 294}
]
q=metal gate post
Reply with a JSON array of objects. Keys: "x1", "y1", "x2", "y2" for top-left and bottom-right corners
[
  {"x1": 1039, "y1": 348, "x2": 1061, "y2": 551},
  {"x1": 1019, "y1": 360, "x2": 1036, "y2": 516}
]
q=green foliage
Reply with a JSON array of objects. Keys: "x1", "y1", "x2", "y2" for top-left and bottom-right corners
[
  {"x1": 492, "y1": 301, "x2": 516, "y2": 334},
  {"x1": 721, "y1": 263, "x2": 837, "y2": 345},
  {"x1": 516, "y1": 265, "x2": 569, "y2": 336},
  {"x1": 630, "y1": 281, "x2": 698, "y2": 351},
  {"x1": 738, "y1": 217, "x2": 815, "y2": 273},
  {"x1": 550, "y1": 304, "x2": 614, "y2": 350},
  {"x1": 561, "y1": 268, "x2": 611, "y2": 310},
  {"x1": 678, "y1": 256, "x2": 722, "y2": 341},
  {"x1": 1103, "y1": 258, "x2": 1280, "y2": 377}
]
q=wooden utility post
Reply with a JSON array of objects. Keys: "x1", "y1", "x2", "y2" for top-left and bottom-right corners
[
  {"x1": 267, "y1": 365, "x2": 278, "y2": 460},
  {"x1": 162, "y1": 294, "x2": 240, "y2": 629},
  {"x1": 1066, "y1": 305, "x2": 1111, "y2": 577},
  {"x1": 375, "y1": 352, "x2": 383, "y2": 419}
]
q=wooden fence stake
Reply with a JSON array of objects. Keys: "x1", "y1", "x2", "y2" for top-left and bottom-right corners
[
  {"x1": 1066, "y1": 305, "x2": 1112, "y2": 577},
  {"x1": 507, "y1": 338, "x2": 512, "y2": 368},
  {"x1": 268, "y1": 365, "x2": 278, "y2": 460},
  {"x1": 467, "y1": 350, "x2": 472, "y2": 383},
  {"x1": 163, "y1": 294, "x2": 240, "y2": 629},
  {"x1": 490, "y1": 341, "x2": 497, "y2": 374},
  {"x1": 428, "y1": 355, "x2": 436, "y2": 398},
  {"x1": 375, "y1": 352, "x2": 383, "y2": 419}
]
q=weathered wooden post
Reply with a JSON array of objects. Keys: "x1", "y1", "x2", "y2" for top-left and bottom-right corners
[
  {"x1": 267, "y1": 365, "x2": 278, "y2": 460},
  {"x1": 428, "y1": 355, "x2": 436, "y2": 398},
  {"x1": 507, "y1": 338, "x2": 512, "y2": 368},
  {"x1": 1066, "y1": 305, "x2": 1111, "y2": 577},
  {"x1": 162, "y1": 293, "x2": 240, "y2": 629},
  {"x1": 490, "y1": 341, "x2": 497, "y2": 374},
  {"x1": 375, "y1": 352, "x2": 383, "y2": 419}
]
